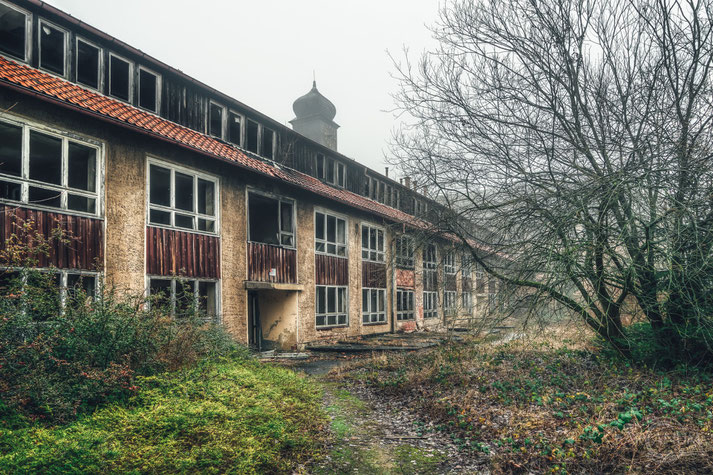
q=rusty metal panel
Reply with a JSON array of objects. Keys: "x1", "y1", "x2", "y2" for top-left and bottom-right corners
[
  {"x1": 362, "y1": 261, "x2": 387, "y2": 288},
  {"x1": 396, "y1": 269, "x2": 415, "y2": 289},
  {"x1": 315, "y1": 254, "x2": 348, "y2": 286},
  {"x1": 146, "y1": 226, "x2": 220, "y2": 278},
  {"x1": 0, "y1": 205, "x2": 103, "y2": 270},
  {"x1": 247, "y1": 242, "x2": 297, "y2": 284}
]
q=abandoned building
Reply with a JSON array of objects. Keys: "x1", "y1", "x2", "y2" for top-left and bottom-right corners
[{"x1": 0, "y1": 0, "x2": 498, "y2": 350}]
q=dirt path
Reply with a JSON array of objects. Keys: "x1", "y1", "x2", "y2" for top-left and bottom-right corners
[{"x1": 290, "y1": 355, "x2": 489, "y2": 474}]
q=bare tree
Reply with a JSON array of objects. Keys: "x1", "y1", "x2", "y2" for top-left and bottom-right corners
[{"x1": 390, "y1": 0, "x2": 713, "y2": 360}]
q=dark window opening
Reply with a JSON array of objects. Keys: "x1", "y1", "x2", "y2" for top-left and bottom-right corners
[
  {"x1": 149, "y1": 164, "x2": 171, "y2": 207},
  {"x1": 139, "y1": 68, "x2": 158, "y2": 112},
  {"x1": 67, "y1": 194, "x2": 96, "y2": 213},
  {"x1": 76, "y1": 39, "x2": 100, "y2": 89},
  {"x1": 248, "y1": 193, "x2": 295, "y2": 247},
  {"x1": 228, "y1": 112, "x2": 241, "y2": 145},
  {"x1": 0, "y1": 3, "x2": 26, "y2": 60},
  {"x1": 337, "y1": 163, "x2": 345, "y2": 187},
  {"x1": 29, "y1": 131, "x2": 61, "y2": 185},
  {"x1": 149, "y1": 278, "x2": 172, "y2": 311},
  {"x1": 197, "y1": 178, "x2": 214, "y2": 215},
  {"x1": 0, "y1": 121, "x2": 22, "y2": 177},
  {"x1": 326, "y1": 159, "x2": 335, "y2": 184},
  {"x1": 109, "y1": 55, "x2": 130, "y2": 101},
  {"x1": 247, "y1": 120, "x2": 259, "y2": 153},
  {"x1": 68, "y1": 142, "x2": 96, "y2": 192},
  {"x1": 67, "y1": 273, "x2": 96, "y2": 300},
  {"x1": 28, "y1": 186, "x2": 61, "y2": 207},
  {"x1": 174, "y1": 172, "x2": 194, "y2": 212},
  {"x1": 0, "y1": 179, "x2": 20, "y2": 201},
  {"x1": 39, "y1": 22, "x2": 65, "y2": 76},
  {"x1": 316, "y1": 153, "x2": 325, "y2": 179},
  {"x1": 209, "y1": 103, "x2": 223, "y2": 138},
  {"x1": 261, "y1": 127, "x2": 274, "y2": 159}
]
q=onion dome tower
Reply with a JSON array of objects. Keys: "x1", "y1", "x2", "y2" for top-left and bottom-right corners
[{"x1": 289, "y1": 80, "x2": 339, "y2": 151}]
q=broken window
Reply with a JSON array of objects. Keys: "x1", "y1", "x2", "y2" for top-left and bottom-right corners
[
  {"x1": 443, "y1": 250, "x2": 456, "y2": 274},
  {"x1": 315, "y1": 211, "x2": 346, "y2": 257},
  {"x1": 261, "y1": 127, "x2": 274, "y2": 159},
  {"x1": 246, "y1": 119, "x2": 259, "y2": 153},
  {"x1": 39, "y1": 21, "x2": 66, "y2": 76},
  {"x1": 76, "y1": 38, "x2": 100, "y2": 89},
  {"x1": 395, "y1": 235, "x2": 414, "y2": 268},
  {"x1": 139, "y1": 67, "x2": 159, "y2": 112},
  {"x1": 148, "y1": 160, "x2": 218, "y2": 233},
  {"x1": 443, "y1": 290, "x2": 457, "y2": 315},
  {"x1": 0, "y1": 2, "x2": 28, "y2": 61},
  {"x1": 208, "y1": 102, "x2": 224, "y2": 138},
  {"x1": 396, "y1": 289, "x2": 414, "y2": 321},
  {"x1": 337, "y1": 162, "x2": 345, "y2": 187},
  {"x1": 316, "y1": 285, "x2": 347, "y2": 327},
  {"x1": 423, "y1": 291, "x2": 438, "y2": 319},
  {"x1": 109, "y1": 54, "x2": 131, "y2": 102},
  {"x1": 0, "y1": 119, "x2": 99, "y2": 214},
  {"x1": 228, "y1": 111, "x2": 242, "y2": 145},
  {"x1": 248, "y1": 192, "x2": 294, "y2": 247},
  {"x1": 361, "y1": 224, "x2": 384, "y2": 262},
  {"x1": 362, "y1": 288, "x2": 386, "y2": 324},
  {"x1": 148, "y1": 277, "x2": 219, "y2": 322}
]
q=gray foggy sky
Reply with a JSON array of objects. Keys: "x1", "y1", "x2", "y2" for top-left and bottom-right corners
[{"x1": 44, "y1": 0, "x2": 440, "y2": 176}]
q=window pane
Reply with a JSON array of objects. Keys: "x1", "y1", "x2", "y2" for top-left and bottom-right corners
[
  {"x1": 326, "y1": 215, "x2": 336, "y2": 242},
  {"x1": 326, "y1": 159, "x2": 335, "y2": 183},
  {"x1": 139, "y1": 69, "x2": 158, "y2": 112},
  {"x1": 338, "y1": 288, "x2": 347, "y2": 312},
  {"x1": 0, "y1": 122, "x2": 21, "y2": 177},
  {"x1": 327, "y1": 287, "x2": 336, "y2": 313},
  {"x1": 315, "y1": 212, "x2": 325, "y2": 240},
  {"x1": 67, "y1": 273, "x2": 96, "y2": 299},
  {"x1": 317, "y1": 286, "x2": 325, "y2": 313},
  {"x1": 150, "y1": 208, "x2": 170, "y2": 225},
  {"x1": 198, "y1": 218, "x2": 215, "y2": 232},
  {"x1": 28, "y1": 186, "x2": 61, "y2": 207},
  {"x1": 338, "y1": 163, "x2": 344, "y2": 186},
  {"x1": 68, "y1": 142, "x2": 96, "y2": 192},
  {"x1": 175, "y1": 213, "x2": 194, "y2": 229},
  {"x1": 247, "y1": 120, "x2": 259, "y2": 153},
  {"x1": 0, "y1": 179, "x2": 21, "y2": 201},
  {"x1": 370, "y1": 290, "x2": 377, "y2": 315},
  {"x1": 228, "y1": 112, "x2": 241, "y2": 145},
  {"x1": 377, "y1": 231, "x2": 384, "y2": 252},
  {"x1": 280, "y1": 202, "x2": 293, "y2": 233},
  {"x1": 40, "y1": 23, "x2": 65, "y2": 75},
  {"x1": 361, "y1": 226, "x2": 368, "y2": 249},
  {"x1": 198, "y1": 281, "x2": 217, "y2": 319},
  {"x1": 76, "y1": 39, "x2": 100, "y2": 89},
  {"x1": 109, "y1": 55, "x2": 130, "y2": 101},
  {"x1": 29, "y1": 131, "x2": 62, "y2": 185},
  {"x1": 337, "y1": 219, "x2": 345, "y2": 244},
  {"x1": 149, "y1": 278, "x2": 172, "y2": 311},
  {"x1": 209, "y1": 103, "x2": 223, "y2": 138},
  {"x1": 175, "y1": 280, "x2": 196, "y2": 317},
  {"x1": 25, "y1": 271, "x2": 60, "y2": 321},
  {"x1": 248, "y1": 193, "x2": 279, "y2": 245},
  {"x1": 316, "y1": 154, "x2": 324, "y2": 179},
  {"x1": 362, "y1": 289, "x2": 368, "y2": 311},
  {"x1": 67, "y1": 194, "x2": 96, "y2": 213},
  {"x1": 261, "y1": 128, "x2": 274, "y2": 159},
  {"x1": 174, "y1": 172, "x2": 194, "y2": 211},
  {"x1": 0, "y1": 4, "x2": 25, "y2": 60},
  {"x1": 197, "y1": 178, "x2": 215, "y2": 215},
  {"x1": 149, "y1": 165, "x2": 171, "y2": 206}
]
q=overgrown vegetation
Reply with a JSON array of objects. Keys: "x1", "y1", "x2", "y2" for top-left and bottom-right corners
[{"x1": 335, "y1": 335, "x2": 713, "y2": 473}]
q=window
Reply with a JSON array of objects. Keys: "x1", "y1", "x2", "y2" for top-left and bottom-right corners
[
  {"x1": 109, "y1": 53, "x2": 132, "y2": 102},
  {"x1": 228, "y1": 111, "x2": 242, "y2": 146},
  {"x1": 248, "y1": 192, "x2": 294, "y2": 247},
  {"x1": 362, "y1": 288, "x2": 386, "y2": 324},
  {"x1": 148, "y1": 160, "x2": 218, "y2": 233},
  {"x1": 0, "y1": 119, "x2": 100, "y2": 214},
  {"x1": 462, "y1": 252, "x2": 473, "y2": 277},
  {"x1": 261, "y1": 127, "x2": 275, "y2": 159},
  {"x1": 148, "y1": 277, "x2": 219, "y2": 322},
  {"x1": 475, "y1": 264, "x2": 486, "y2": 293},
  {"x1": 208, "y1": 102, "x2": 224, "y2": 139},
  {"x1": 396, "y1": 289, "x2": 414, "y2": 321},
  {"x1": 315, "y1": 211, "x2": 346, "y2": 257},
  {"x1": 424, "y1": 244, "x2": 437, "y2": 270},
  {"x1": 444, "y1": 290, "x2": 457, "y2": 315},
  {"x1": 139, "y1": 67, "x2": 160, "y2": 112},
  {"x1": 76, "y1": 38, "x2": 100, "y2": 89},
  {"x1": 317, "y1": 154, "x2": 345, "y2": 187},
  {"x1": 444, "y1": 250, "x2": 456, "y2": 274},
  {"x1": 246, "y1": 119, "x2": 259, "y2": 153},
  {"x1": 361, "y1": 224, "x2": 384, "y2": 262},
  {"x1": 38, "y1": 20, "x2": 67, "y2": 76},
  {"x1": 488, "y1": 279, "x2": 498, "y2": 311},
  {"x1": 462, "y1": 292, "x2": 473, "y2": 313},
  {"x1": 395, "y1": 236, "x2": 414, "y2": 268},
  {"x1": 424, "y1": 291, "x2": 438, "y2": 319},
  {"x1": 0, "y1": 1, "x2": 29, "y2": 61},
  {"x1": 316, "y1": 153, "x2": 325, "y2": 179},
  {"x1": 316, "y1": 285, "x2": 348, "y2": 327}
]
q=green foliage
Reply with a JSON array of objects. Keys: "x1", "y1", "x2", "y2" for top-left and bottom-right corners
[{"x1": 0, "y1": 356, "x2": 327, "y2": 474}]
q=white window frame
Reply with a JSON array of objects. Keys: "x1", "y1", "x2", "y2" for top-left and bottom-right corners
[
  {"x1": 247, "y1": 189, "x2": 296, "y2": 249},
  {"x1": 1, "y1": 267, "x2": 101, "y2": 313},
  {"x1": 146, "y1": 275, "x2": 221, "y2": 323},
  {"x1": 395, "y1": 235, "x2": 414, "y2": 268},
  {"x1": 315, "y1": 284, "x2": 348, "y2": 328},
  {"x1": 361, "y1": 223, "x2": 385, "y2": 262},
  {"x1": 444, "y1": 250, "x2": 456, "y2": 274},
  {"x1": 108, "y1": 52, "x2": 134, "y2": 102},
  {"x1": 37, "y1": 19, "x2": 69, "y2": 78},
  {"x1": 423, "y1": 243, "x2": 437, "y2": 270},
  {"x1": 207, "y1": 101, "x2": 226, "y2": 139},
  {"x1": 362, "y1": 287, "x2": 386, "y2": 324},
  {"x1": 462, "y1": 291, "x2": 473, "y2": 314},
  {"x1": 314, "y1": 208, "x2": 348, "y2": 257},
  {"x1": 396, "y1": 288, "x2": 415, "y2": 321},
  {"x1": 138, "y1": 65, "x2": 161, "y2": 113},
  {"x1": 319, "y1": 155, "x2": 345, "y2": 187},
  {"x1": 0, "y1": 115, "x2": 103, "y2": 217},
  {"x1": 75, "y1": 37, "x2": 103, "y2": 91},
  {"x1": 424, "y1": 291, "x2": 439, "y2": 319},
  {"x1": 146, "y1": 157, "x2": 220, "y2": 236},
  {"x1": 444, "y1": 290, "x2": 457, "y2": 315},
  {"x1": 227, "y1": 110, "x2": 244, "y2": 146},
  {"x1": 0, "y1": 0, "x2": 32, "y2": 63}
]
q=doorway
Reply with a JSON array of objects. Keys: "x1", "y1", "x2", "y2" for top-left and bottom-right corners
[{"x1": 248, "y1": 291, "x2": 262, "y2": 351}]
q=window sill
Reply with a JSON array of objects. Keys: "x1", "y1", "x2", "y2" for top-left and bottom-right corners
[
  {"x1": 362, "y1": 320, "x2": 387, "y2": 326},
  {"x1": 316, "y1": 324, "x2": 349, "y2": 330},
  {"x1": 147, "y1": 223, "x2": 219, "y2": 237}
]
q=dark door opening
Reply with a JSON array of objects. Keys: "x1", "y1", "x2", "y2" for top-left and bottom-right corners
[{"x1": 248, "y1": 291, "x2": 262, "y2": 351}]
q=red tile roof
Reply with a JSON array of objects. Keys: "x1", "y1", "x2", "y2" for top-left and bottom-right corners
[{"x1": 0, "y1": 55, "x2": 429, "y2": 230}]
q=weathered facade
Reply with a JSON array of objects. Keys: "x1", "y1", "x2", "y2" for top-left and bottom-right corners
[{"x1": 0, "y1": 0, "x2": 498, "y2": 350}]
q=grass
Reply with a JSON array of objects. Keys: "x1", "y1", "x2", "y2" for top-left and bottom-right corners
[
  {"x1": 0, "y1": 355, "x2": 328, "y2": 474},
  {"x1": 334, "y1": 335, "x2": 713, "y2": 473}
]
